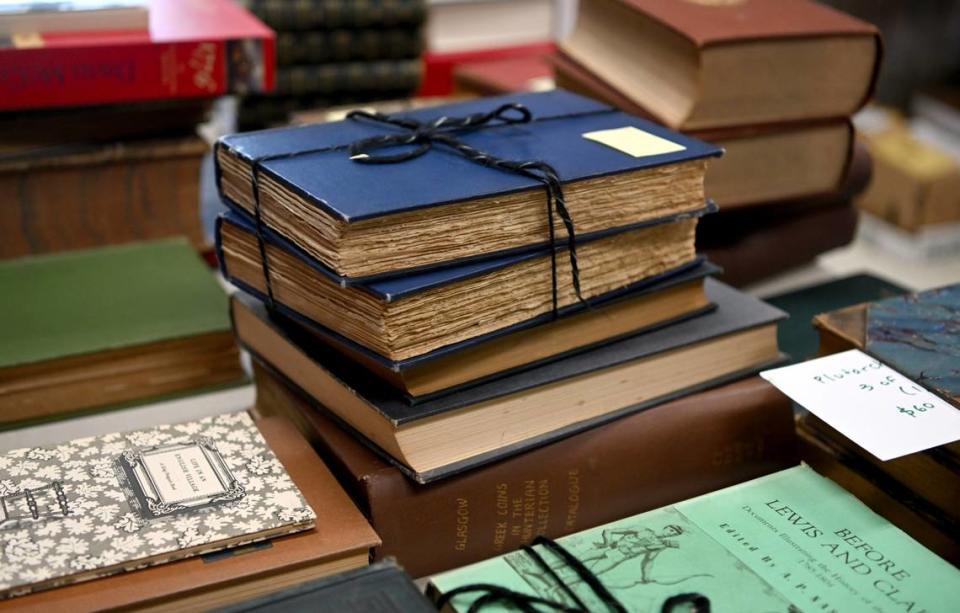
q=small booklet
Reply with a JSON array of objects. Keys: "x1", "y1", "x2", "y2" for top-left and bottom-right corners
[{"x1": 0, "y1": 411, "x2": 315, "y2": 599}]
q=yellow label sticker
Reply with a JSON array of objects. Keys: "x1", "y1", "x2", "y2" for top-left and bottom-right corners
[{"x1": 582, "y1": 126, "x2": 686, "y2": 158}]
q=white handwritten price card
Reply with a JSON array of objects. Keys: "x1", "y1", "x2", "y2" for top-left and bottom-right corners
[{"x1": 761, "y1": 349, "x2": 960, "y2": 461}]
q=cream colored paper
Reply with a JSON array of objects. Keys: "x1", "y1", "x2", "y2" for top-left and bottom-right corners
[{"x1": 582, "y1": 126, "x2": 686, "y2": 157}]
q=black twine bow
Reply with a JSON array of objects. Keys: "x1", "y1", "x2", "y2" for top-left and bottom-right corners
[
  {"x1": 347, "y1": 103, "x2": 589, "y2": 315},
  {"x1": 435, "y1": 535, "x2": 709, "y2": 613}
]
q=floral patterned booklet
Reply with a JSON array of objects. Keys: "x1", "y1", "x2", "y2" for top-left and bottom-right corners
[{"x1": 0, "y1": 411, "x2": 315, "y2": 599}]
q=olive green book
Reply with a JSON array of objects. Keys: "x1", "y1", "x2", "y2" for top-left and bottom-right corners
[
  {"x1": 0, "y1": 239, "x2": 244, "y2": 425},
  {"x1": 430, "y1": 466, "x2": 960, "y2": 612}
]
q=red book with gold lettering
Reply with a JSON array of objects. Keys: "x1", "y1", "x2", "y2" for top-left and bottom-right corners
[{"x1": 0, "y1": 0, "x2": 274, "y2": 111}]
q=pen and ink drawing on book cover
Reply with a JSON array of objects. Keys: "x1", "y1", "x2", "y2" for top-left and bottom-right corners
[
  {"x1": 0, "y1": 412, "x2": 315, "y2": 598},
  {"x1": 501, "y1": 507, "x2": 792, "y2": 611}
]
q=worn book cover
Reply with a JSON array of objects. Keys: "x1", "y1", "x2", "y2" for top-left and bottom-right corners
[
  {"x1": 0, "y1": 412, "x2": 315, "y2": 599},
  {"x1": 216, "y1": 89, "x2": 720, "y2": 281},
  {"x1": 0, "y1": 239, "x2": 244, "y2": 425},
  {"x1": 220, "y1": 560, "x2": 433, "y2": 612},
  {"x1": 430, "y1": 466, "x2": 960, "y2": 612}
]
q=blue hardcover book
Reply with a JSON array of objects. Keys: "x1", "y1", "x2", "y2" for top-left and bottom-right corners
[
  {"x1": 216, "y1": 89, "x2": 722, "y2": 282},
  {"x1": 217, "y1": 202, "x2": 713, "y2": 363}
]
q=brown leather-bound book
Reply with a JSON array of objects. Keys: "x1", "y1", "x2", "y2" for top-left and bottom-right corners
[
  {"x1": 695, "y1": 142, "x2": 870, "y2": 287},
  {"x1": 552, "y1": 51, "x2": 856, "y2": 210},
  {"x1": 0, "y1": 416, "x2": 380, "y2": 613},
  {"x1": 559, "y1": 0, "x2": 880, "y2": 130},
  {"x1": 700, "y1": 200, "x2": 858, "y2": 288},
  {"x1": 0, "y1": 136, "x2": 207, "y2": 259},
  {"x1": 254, "y1": 363, "x2": 798, "y2": 578}
]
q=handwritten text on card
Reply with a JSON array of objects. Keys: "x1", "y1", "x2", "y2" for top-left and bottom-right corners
[{"x1": 761, "y1": 349, "x2": 960, "y2": 461}]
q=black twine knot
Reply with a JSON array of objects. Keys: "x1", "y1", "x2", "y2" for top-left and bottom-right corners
[{"x1": 347, "y1": 103, "x2": 589, "y2": 315}]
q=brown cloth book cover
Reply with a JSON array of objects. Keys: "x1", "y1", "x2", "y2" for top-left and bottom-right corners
[
  {"x1": 700, "y1": 202, "x2": 857, "y2": 288},
  {"x1": 697, "y1": 142, "x2": 872, "y2": 287},
  {"x1": 552, "y1": 50, "x2": 858, "y2": 208},
  {"x1": 255, "y1": 364, "x2": 798, "y2": 578},
  {"x1": 619, "y1": 0, "x2": 877, "y2": 46},
  {"x1": 0, "y1": 137, "x2": 208, "y2": 259},
  {"x1": 0, "y1": 416, "x2": 380, "y2": 613}
]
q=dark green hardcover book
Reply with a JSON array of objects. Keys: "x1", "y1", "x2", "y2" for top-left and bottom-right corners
[
  {"x1": 218, "y1": 560, "x2": 434, "y2": 612},
  {"x1": 0, "y1": 239, "x2": 244, "y2": 426},
  {"x1": 276, "y1": 29, "x2": 423, "y2": 65},
  {"x1": 245, "y1": 0, "x2": 426, "y2": 31},
  {"x1": 275, "y1": 60, "x2": 422, "y2": 97}
]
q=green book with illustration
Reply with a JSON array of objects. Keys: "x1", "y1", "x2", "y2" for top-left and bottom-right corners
[{"x1": 429, "y1": 466, "x2": 959, "y2": 612}]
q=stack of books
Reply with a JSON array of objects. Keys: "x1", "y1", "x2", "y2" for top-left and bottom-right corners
[
  {"x1": 0, "y1": 0, "x2": 273, "y2": 258},
  {"x1": 798, "y1": 284, "x2": 960, "y2": 564},
  {"x1": 238, "y1": 0, "x2": 427, "y2": 129},
  {"x1": 553, "y1": 0, "x2": 881, "y2": 285},
  {"x1": 215, "y1": 90, "x2": 796, "y2": 576}
]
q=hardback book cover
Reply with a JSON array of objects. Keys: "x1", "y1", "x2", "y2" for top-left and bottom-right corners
[
  {"x1": 255, "y1": 364, "x2": 798, "y2": 578},
  {"x1": 611, "y1": 0, "x2": 877, "y2": 47},
  {"x1": 798, "y1": 418, "x2": 960, "y2": 566},
  {"x1": 809, "y1": 286, "x2": 960, "y2": 528},
  {"x1": 0, "y1": 416, "x2": 378, "y2": 612},
  {"x1": 551, "y1": 50, "x2": 859, "y2": 208},
  {"x1": 233, "y1": 259, "x2": 718, "y2": 394},
  {"x1": 220, "y1": 560, "x2": 434, "y2": 612},
  {"x1": 215, "y1": 89, "x2": 721, "y2": 282},
  {"x1": 0, "y1": 0, "x2": 274, "y2": 111},
  {"x1": 245, "y1": 0, "x2": 427, "y2": 31},
  {"x1": 0, "y1": 412, "x2": 315, "y2": 599},
  {"x1": 0, "y1": 138, "x2": 208, "y2": 258},
  {"x1": 239, "y1": 278, "x2": 784, "y2": 428},
  {"x1": 0, "y1": 239, "x2": 245, "y2": 425},
  {"x1": 241, "y1": 279, "x2": 785, "y2": 483},
  {"x1": 558, "y1": 0, "x2": 880, "y2": 131},
  {"x1": 275, "y1": 29, "x2": 424, "y2": 65},
  {"x1": 429, "y1": 466, "x2": 960, "y2": 612},
  {"x1": 815, "y1": 284, "x2": 960, "y2": 407}
]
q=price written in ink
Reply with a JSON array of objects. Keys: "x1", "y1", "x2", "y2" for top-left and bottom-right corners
[{"x1": 761, "y1": 349, "x2": 960, "y2": 461}]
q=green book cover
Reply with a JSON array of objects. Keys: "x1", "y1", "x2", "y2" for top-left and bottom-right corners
[
  {"x1": 0, "y1": 238, "x2": 231, "y2": 369},
  {"x1": 430, "y1": 466, "x2": 959, "y2": 612}
]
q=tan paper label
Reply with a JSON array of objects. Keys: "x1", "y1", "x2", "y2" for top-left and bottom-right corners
[{"x1": 582, "y1": 126, "x2": 686, "y2": 157}]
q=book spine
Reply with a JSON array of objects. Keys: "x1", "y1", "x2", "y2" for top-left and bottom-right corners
[
  {"x1": 285, "y1": 376, "x2": 798, "y2": 577},
  {"x1": 0, "y1": 37, "x2": 273, "y2": 111},
  {"x1": 275, "y1": 60, "x2": 422, "y2": 97},
  {"x1": 248, "y1": 0, "x2": 427, "y2": 30},
  {"x1": 276, "y1": 29, "x2": 423, "y2": 65}
]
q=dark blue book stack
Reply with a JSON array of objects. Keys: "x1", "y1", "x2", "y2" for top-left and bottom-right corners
[{"x1": 215, "y1": 90, "x2": 786, "y2": 481}]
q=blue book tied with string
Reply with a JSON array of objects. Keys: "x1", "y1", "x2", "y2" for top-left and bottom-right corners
[{"x1": 214, "y1": 89, "x2": 723, "y2": 283}]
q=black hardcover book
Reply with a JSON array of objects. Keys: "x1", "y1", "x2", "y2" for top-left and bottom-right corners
[
  {"x1": 246, "y1": 0, "x2": 427, "y2": 31},
  {"x1": 217, "y1": 560, "x2": 435, "y2": 612},
  {"x1": 234, "y1": 279, "x2": 785, "y2": 482},
  {"x1": 276, "y1": 60, "x2": 422, "y2": 97},
  {"x1": 276, "y1": 29, "x2": 424, "y2": 65}
]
